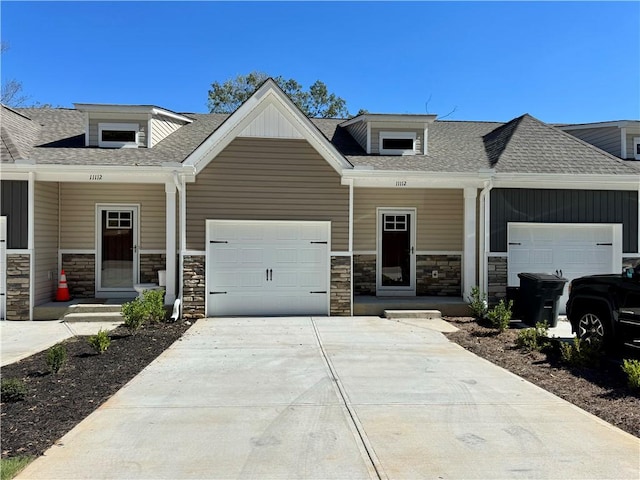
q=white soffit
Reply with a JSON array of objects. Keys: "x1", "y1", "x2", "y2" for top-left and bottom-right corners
[{"x1": 238, "y1": 103, "x2": 304, "y2": 139}]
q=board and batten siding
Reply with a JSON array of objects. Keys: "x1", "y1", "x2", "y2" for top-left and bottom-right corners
[
  {"x1": 0, "y1": 180, "x2": 28, "y2": 249},
  {"x1": 564, "y1": 127, "x2": 621, "y2": 158},
  {"x1": 353, "y1": 188, "x2": 464, "y2": 252},
  {"x1": 370, "y1": 127, "x2": 424, "y2": 155},
  {"x1": 59, "y1": 183, "x2": 166, "y2": 250},
  {"x1": 88, "y1": 112, "x2": 148, "y2": 147},
  {"x1": 186, "y1": 138, "x2": 349, "y2": 251},
  {"x1": 34, "y1": 182, "x2": 59, "y2": 305},
  {"x1": 151, "y1": 115, "x2": 184, "y2": 146},
  {"x1": 490, "y1": 188, "x2": 639, "y2": 253}
]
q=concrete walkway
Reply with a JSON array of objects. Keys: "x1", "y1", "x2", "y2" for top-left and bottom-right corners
[
  {"x1": 1, "y1": 320, "x2": 121, "y2": 366},
  {"x1": 17, "y1": 317, "x2": 640, "y2": 480}
]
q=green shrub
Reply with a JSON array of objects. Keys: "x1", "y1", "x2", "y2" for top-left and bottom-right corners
[
  {"x1": 46, "y1": 344, "x2": 68, "y2": 374},
  {"x1": 621, "y1": 359, "x2": 640, "y2": 390},
  {"x1": 560, "y1": 337, "x2": 602, "y2": 368},
  {"x1": 467, "y1": 286, "x2": 488, "y2": 321},
  {"x1": 487, "y1": 299, "x2": 513, "y2": 332},
  {"x1": 142, "y1": 289, "x2": 166, "y2": 323},
  {"x1": 1, "y1": 378, "x2": 28, "y2": 402},
  {"x1": 516, "y1": 321, "x2": 550, "y2": 352},
  {"x1": 121, "y1": 289, "x2": 166, "y2": 334},
  {"x1": 121, "y1": 298, "x2": 146, "y2": 334},
  {"x1": 88, "y1": 329, "x2": 111, "y2": 354}
]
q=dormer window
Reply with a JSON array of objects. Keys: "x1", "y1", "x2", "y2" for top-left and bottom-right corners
[
  {"x1": 98, "y1": 123, "x2": 139, "y2": 148},
  {"x1": 634, "y1": 137, "x2": 640, "y2": 160},
  {"x1": 379, "y1": 131, "x2": 416, "y2": 155}
]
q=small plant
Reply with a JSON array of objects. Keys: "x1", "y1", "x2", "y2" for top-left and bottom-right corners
[
  {"x1": 516, "y1": 321, "x2": 550, "y2": 352},
  {"x1": 1, "y1": 378, "x2": 28, "y2": 402},
  {"x1": 560, "y1": 337, "x2": 602, "y2": 368},
  {"x1": 88, "y1": 329, "x2": 111, "y2": 354},
  {"x1": 122, "y1": 298, "x2": 146, "y2": 334},
  {"x1": 142, "y1": 289, "x2": 166, "y2": 323},
  {"x1": 46, "y1": 344, "x2": 68, "y2": 375},
  {"x1": 467, "y1": 286, "x2": 488, "y2": 321},
  {"x1": 487, "y1": 299, "x2": 513, "y2": 332},
  {"x1": 1, "y1": 456, "x2": 34, "y2": 480},
  {"x1": 621, "y1": 359, "x2": 640, "y2": 390}
]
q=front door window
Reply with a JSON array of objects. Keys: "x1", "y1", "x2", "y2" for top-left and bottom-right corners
[{"x1": 382, "y1": 214, "x2": 411, "y2": 287}]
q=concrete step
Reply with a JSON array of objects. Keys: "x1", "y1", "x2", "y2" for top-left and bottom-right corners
[
  {"x1": 384, "y1": 309, "x2": 442, "y2": 320},
  {"x1": 63, "y1": 312, "x2": 123, "y2": 323},
  {"x1": 67, "y1": 304, "x2": 122, "y2": 314}
]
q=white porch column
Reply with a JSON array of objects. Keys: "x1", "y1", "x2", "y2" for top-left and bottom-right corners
[
  {"x1": 164, "y1": 181, "x2": 177, "y2": 305},
  {"x1": 463, "y1": 187, "x2": 478, "y2": 301}
]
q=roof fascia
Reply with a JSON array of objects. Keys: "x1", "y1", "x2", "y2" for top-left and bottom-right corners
[
  {"x1": 183, "y1": 79, "x2": 351, "y2": 175},
  {"x1": 492, "y1": 173, "x2": 640, "y2": 191},
  {"x1": 0, "y1": 162, "x2": 193, "y2": 183},
  {"x1": 340, "y1": 113, "x2": 437, "y2": 128},
  {"x1": 73, "y1": 104, "x2": 192, "y2": 123},
  {"x1": 557, "y1": 121, "x2": 639, "y2": 130},
  {"x1": 341, "y1": 169, "x2": 486, "y2": 188}
]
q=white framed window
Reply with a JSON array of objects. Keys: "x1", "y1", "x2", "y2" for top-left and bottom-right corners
[
  {"x1": 383, "y1": 214, "x2": 408, "y2": 231},
  {"x1": 105, "y1": 210, "x2": 132, "y2": 229},
  {"x1": 634, "y1": 137, "x2": 640, "y2": 160},
  {"x1": 379, "y1": 131, "x2": 416, "y2": 155},
  {"x1": 98, "y1": 122, "x2": 139, "y2": 148}
]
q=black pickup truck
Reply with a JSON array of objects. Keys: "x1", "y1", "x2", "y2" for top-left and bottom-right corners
[{"x1": 566, "y1": 266, "x2": 640, "y2": 350}]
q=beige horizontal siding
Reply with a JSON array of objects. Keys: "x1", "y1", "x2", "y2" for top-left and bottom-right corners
[
  {"x1": 565, "y1": 127, "x2": 621, "y2": 157},
  {"x1": 346, "y1": 121, "x2": 368, "y2": 151},
  {"x1": 186, "y1": 138, "x2": 349, "y2": 251},
  {"x1": 34, "y1": 182, "x2": 59, "y2": 305},
  {"x1": 151, "y1": 115, "x2": 183, "y2": 146},
  {"x1": 354, "y1": 188, "x2": 463, "y2": 251},
  {"x1": 60, "y1": 183, "x2": 165, "y2": 250}
]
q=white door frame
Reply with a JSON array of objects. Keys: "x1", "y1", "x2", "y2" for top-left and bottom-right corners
[
  {"x1": 95, "y1": 204, "x2": 140, "y2": 296},
  {"x1": 376, "y1": 207, "x2": 417, "y2": 296}
]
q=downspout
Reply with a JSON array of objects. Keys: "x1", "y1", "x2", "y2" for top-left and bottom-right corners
[
  {"x1": 28, "y1": 172, "x2": 35, "y2": 321},
  {"x1": 478, "y1": 177, "x2": 493, "y2": 297}
]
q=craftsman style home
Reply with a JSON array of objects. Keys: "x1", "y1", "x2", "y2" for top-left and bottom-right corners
[{"x1": 1, "y1": 79, "x2": 639, "y2": 320}]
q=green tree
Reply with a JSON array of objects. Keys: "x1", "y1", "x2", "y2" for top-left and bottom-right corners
[{"x1": 207, "y1": 71, "x2": 349, "y2": 118}]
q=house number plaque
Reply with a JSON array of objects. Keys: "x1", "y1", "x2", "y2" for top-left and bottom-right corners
[
  {"x1": 89, "y1": 174, "x2": 103, "y2": 181},
  {"x1": 395, "y1": 180, "x2": 407, "y2": 187}
]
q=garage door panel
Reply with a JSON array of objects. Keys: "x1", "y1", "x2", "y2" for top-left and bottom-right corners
[
  {"x1": 508, "y1": 223, "x2": 621, "y2": 315},
  {"x1": 207, "y1": 220, "x2": 329, "y2": 316}
]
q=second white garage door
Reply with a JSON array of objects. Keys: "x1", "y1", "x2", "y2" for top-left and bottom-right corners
[
  {"x1": 507, "y1": 223, "x2": 622, "y2": 314},
  {"x1": 206, "y1": 220, "x2": 330, "y2": 316}
]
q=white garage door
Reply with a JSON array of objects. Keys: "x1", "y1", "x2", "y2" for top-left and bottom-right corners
[
  {"x1": 0, "y1": 217, "x2": 6, "y2": 320},
  {"x1": 206, "y1": 220, "x2": 330, "y2": 316},
  {"x1": 508, "y1": 223, "x2": 622, "y2": 314}
]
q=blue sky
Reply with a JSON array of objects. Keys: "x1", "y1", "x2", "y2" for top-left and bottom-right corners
[{"x1": 1, "y1": 1, "x2": 639, "y2": 123}]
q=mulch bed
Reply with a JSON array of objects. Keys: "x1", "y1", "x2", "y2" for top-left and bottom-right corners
[
  {"x1": 1, "y1": 321, "x2": 191, "y2": 458},
  {"x1": 444, "y1": 317, "x2": 640, "y2": 438}
]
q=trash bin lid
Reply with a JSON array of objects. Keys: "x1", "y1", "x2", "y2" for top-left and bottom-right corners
[{"x1": 517, "y1": 272, "x2": 568, "y2": 283}]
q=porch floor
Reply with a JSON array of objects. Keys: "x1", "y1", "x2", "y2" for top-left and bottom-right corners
[
  {"x1": 33, "y1": 298, "x2": 131, "y2": 321},
  {"x1": 353, "y1": 295, "x2": 470, "y2": 317}
]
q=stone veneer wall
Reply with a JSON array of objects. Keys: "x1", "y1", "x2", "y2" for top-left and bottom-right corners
[
  {"x1": 6, "y1": 254, "x2": 30, "y2": 320},
  {"x1": 182, "y1": 255, "x2": 205, "y2": 320},
  {"x1": 140, "y1": 254, "x2": 167, "y2": 284},
  {"x1": 353, "y1": 254, "x2": 376, "y2": 295},
  {"x1": 416, "y1": 254, "x2": 461, "y2": 296},
  {"x1": 330, "y1": 256, "x2": 351, "y2": 316},
  {"x1": 61, "y1": 254, "x2": 95, "y2": 298},
  {"x1": 487, "y1": 256, "x2": 507, "y2": 305}
]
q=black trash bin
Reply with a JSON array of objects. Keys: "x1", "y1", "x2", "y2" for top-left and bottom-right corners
[
  {"x1": 517, "y1": 273, "x2": 568, "y2": 327},
  {"x1": 506, "y1": 286, "x2": 523, "y2": 320}
]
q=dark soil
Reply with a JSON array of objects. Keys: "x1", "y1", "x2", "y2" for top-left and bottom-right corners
[
  {"x1": 444, "y1": 317, "x2": 640, "y2": 438},
  {"x1": 2, "y1": 317, "x2": 639, "y2": 461},
  {"x1": 1, "y1": 321, "x2": 191, "y2": 459}
]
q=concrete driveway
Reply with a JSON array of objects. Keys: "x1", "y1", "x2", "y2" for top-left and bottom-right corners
[{"x1": 17, "y1": 317, "x2": 640, "y2": 480}]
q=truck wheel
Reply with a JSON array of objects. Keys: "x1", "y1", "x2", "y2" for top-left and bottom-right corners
[{"x1": 576, "y1": 309, "x2": 610, "y2": 348}]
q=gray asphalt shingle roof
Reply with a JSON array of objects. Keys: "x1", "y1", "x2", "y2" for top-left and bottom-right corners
[
  {"x1": 2, "y1": 106, "x2": 637, "y2": 176},
  {"x1": 1, "y1": 105, "x2": 41, "y2": 162}
]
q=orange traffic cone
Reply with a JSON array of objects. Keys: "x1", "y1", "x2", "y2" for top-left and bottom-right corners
[{"x1": 55, "y1": 269, "x2": 71, "y2": 301}]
